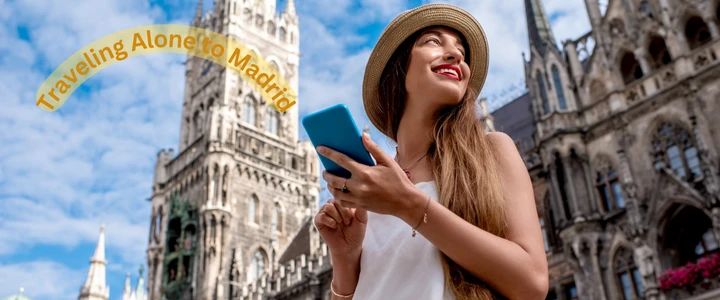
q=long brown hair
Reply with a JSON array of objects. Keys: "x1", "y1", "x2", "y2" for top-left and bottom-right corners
[{"x1": 375, "y1": 26, "x2": 508, "y2": 300}]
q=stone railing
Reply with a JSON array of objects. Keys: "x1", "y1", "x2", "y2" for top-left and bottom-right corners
[
  {"x1": 624, "y1": 60, "x2": 682, "y2": 106},
  {"x1": 690, "y1": 40, "x2": 720, "y2": 73},
  {"x1": 238, "y1": 240, "x2": 332, "y2": 300},
  {"x1": 538, "y1": 111, "x2": 583, "y2": 138},
  {"x1": 166, "y1": 135, "x2": 206, "y2": 180},
  {"x1": 622, "y1": 38, "x2": 720, "y2": 107}
]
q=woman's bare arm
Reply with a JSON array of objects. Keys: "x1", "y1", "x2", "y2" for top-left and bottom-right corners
[
  {"x1": 399, "y1": 132, "x2": 549, "y2": 299},
  {"x1": 330, "y1": 251, "x2": 361, "y2": 300}
]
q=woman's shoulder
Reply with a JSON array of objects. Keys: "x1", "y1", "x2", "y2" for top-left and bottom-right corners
[{"x1": 485, "y1": 131, "x2": 514, "y2": 148}]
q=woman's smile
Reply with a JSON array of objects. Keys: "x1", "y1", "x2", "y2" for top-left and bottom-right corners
[{"x1": 431, "y1": 64, "x2": 462, "y2": 81}]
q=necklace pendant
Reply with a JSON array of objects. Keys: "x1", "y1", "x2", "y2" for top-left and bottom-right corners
[{"x1": 405, "y1": 171, "x2": 411, "y2": 179}]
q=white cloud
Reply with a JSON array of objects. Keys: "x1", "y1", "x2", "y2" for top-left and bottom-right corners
[{"x1": 0, "y1": 260, "x2": 85, "y2": 300}]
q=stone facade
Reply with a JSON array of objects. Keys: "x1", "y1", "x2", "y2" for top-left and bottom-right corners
[
  {"x1": 145, "y1": 0, "x2": 324, "y2": 299},
  {"x1": 492, "y1": 0, "x2": 720, "y2": 299}
]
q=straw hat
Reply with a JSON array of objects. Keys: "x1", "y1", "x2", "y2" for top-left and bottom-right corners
[{"x1": 362, "y1": 3, "x2": 489, "y2": 135}]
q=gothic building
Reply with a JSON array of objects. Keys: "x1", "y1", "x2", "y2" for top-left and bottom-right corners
[
  {"x1": 493, "y1": 0, "x2": 720, "y2": 299},
  {"x1": 145, "y1": 0, "x2": 325, "y2": 299}
]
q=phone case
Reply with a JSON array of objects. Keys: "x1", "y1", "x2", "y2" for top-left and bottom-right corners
[{"x1": 301, "y1": 104, "x2": 376, "y2": 178}]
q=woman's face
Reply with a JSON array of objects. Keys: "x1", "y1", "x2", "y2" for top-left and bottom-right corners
[{"x1": 405, "y1": 27, "x2": 470, "y2": 107}]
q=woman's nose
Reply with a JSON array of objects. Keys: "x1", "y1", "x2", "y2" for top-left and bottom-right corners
[{"x1": 443, "y1": 47, "x2": 463, "y2": 64}]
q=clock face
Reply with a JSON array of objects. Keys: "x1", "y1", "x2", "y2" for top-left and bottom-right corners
[{"x1": 201, "y1": 60, "x2": 212, "y2": 76}]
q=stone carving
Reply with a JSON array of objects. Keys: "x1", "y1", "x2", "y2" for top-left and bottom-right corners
[
  {"x1": 250, "y1": 138, "x2": 260, "y2": 154},
  {"x1": 633, "y1": 239, "x2": 656, "y2": 279},
  {"x1": 662, "y1": 70, "x2": 676, "y2": 84}
]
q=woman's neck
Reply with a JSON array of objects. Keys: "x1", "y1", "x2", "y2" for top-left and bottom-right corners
[{"x1": 395, "y1": 102, "x2": 434, "y2": 166}]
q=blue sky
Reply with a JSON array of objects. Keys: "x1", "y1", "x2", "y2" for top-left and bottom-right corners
[{"x1": 0, "y1": 0, "x2": 590, "y2": 299}]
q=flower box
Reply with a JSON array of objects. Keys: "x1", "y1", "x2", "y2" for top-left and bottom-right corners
[{"x1": 660, "y1": 253, "x2": 720, "y2": 298}]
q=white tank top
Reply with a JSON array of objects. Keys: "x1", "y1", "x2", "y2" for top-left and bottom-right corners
[{"x1": 353, "y1": 181, "x2": 455, "y2": 300}]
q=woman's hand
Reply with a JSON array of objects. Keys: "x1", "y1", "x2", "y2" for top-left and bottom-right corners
[
  {"x1": 314, "y1": 198, "x2": 368, "y2": 259},
  {"x1": 317, "y1": 132, "x2": 421, "y2": 219}
]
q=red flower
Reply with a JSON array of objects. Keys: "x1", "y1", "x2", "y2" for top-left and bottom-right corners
[{"x1": 658, "y1": 253, "x2": 720, "y2": 291}]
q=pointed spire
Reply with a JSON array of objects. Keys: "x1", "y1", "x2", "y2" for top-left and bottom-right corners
[
  {"x1": 134, "y1": 265, "x2": 148, "y2": 300},
  {"x1": 78, "y1": 225, "x2": 110, "y2": 300},
  {"x1": 122, "y1": 273, "x2": 132, "y2": 300},
  {"x1": 192, "y1": 0, "x2": 203, "y2": 26},
  {"x1": 524, "y1": 0, "x2": 557, "y2": 55},
  {"x1": 285, "y1": 0, "x2": 296, "y2": 16},
  {"x1": 91, "y1": 224, "x2": 106, "y2": 263}
]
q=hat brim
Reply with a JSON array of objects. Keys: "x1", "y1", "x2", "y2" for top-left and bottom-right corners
[{"x1": 362, "y1": 4, "x2": 489, "y2": 135}]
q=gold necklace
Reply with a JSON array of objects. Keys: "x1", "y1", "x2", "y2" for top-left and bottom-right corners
[{"x1": 395, "y1": 147, "x2": 428, "y2": 180}]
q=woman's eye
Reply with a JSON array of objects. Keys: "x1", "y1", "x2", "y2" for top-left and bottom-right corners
[{"x1": 428, "y1": 38, "x2": 440, "y2": 45}]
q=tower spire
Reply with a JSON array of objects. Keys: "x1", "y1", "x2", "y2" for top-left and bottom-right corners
[
  {"x1": 122, "y1": 273, "x2": 132, "y2": 300},
  {"x1": 192, "y1": 0, "x2": 203, "y2": 26},
  {"x1": 524, "y1": 0, "x2": 557, "y2": 55},
  {"x1": 78, "y1": 225, "x2": 110, "y2": 300},
  {"x1": 285, "y1": 0, "x2": 296, "y2": 16}
]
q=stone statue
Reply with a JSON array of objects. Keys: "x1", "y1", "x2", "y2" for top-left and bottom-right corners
[{"x1": 633, "y1": 238, "x2": 655, "y2": 278}]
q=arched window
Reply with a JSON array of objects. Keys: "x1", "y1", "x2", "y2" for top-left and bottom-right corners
[
  {"x1": 248, "y1": 249, "x2": 266, "y2": 282},
  {"x1": 290, "y1": 31, "x2": 294, "y2": 44},
  {"x1": 243, "y1": 8, "x2": 252, "y2": 24},
  {"x1": 267, "y1": 21, "x2": 276, "y2": 35},
  {"x1": 210, "y1": 215, "x2": 217, "y2": 241},
  {"x1": 596, "y1": 166, "x2": 625, "y2": 212},
  {"x1": 614, "y1": 247, "x2": 644, "y2": 300},
  {"x1": 648, "y1": 35, "x2": 672, "y2": 68},
  {"x1": 265, "y1": 106, "x2": 278, "y2": 135},
  {"x1": 243, "y1": 95, "x2": 256, "y2": 126},
  {"x1": 272, "y1": 203, "x2": 281, "y2": 231},
  {"x1": 269, "y1": 61, "x2": 281, "y2": 75},
  {"x1": 248, "y1": 194, "x2": 259, "y2": 223},
  {"x1": 279, "y1": 27, "x2": 286, "y2": 42},
  {"x1": 554, "y1": 152, "x2": 572, "y2": 220},
  {"x1": 564, "y1": 282, "x2": 578, "y2": 300},
  {"x1": 551, "y1": 65, "x2": 567, "y2": 110},
  {"x1": 639, "y1": 0, "x2": 653, "y2": 18},
  {"x1": 685, "y1": 16, "x2": 712, "y2": 50},
  {"x1": 255, "y1": 14, "x2": 263, "y2": 28},
  {"x1": 695, "y1": 229, "x2": 719, "y2": 256},
  {"x1": 536, "y1": 71, "x2": 550, "y2": 115},
  {"x1": 651, "y1": 122, "x2": 702, "y2": 180},
  {"x1": 620, "y1": 51, "x2": 643, "y2": 85}
]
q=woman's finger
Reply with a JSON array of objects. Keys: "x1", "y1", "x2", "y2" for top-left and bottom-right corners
[
  {"x1": 321, "y1": 203, "x2": 344, "y2": 225},
  {"x1": 323, "y1": 171, "x2": 351, "y2": 192},
  {"x1": 333, "y1": 200, "x2": 354, "y2": 226},
  {"x1": 339, "y1": 199, "x2": 359, "y2": 209},
  {"x1": 317, "y1": 213, "x2": 338, "y2": 229},
  {"x1": 317, "y1": 146, "x2": 365, "y2": 175}
]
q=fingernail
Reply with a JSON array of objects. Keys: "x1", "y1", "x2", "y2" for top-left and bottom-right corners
[{"x1": 317, "y1": 146, "x2": 325, "y2": 154}]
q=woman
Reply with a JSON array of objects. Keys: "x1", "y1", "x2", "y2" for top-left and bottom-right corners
[{"x1": 314, "y1": 4, "x2": 548, "y2": 300}]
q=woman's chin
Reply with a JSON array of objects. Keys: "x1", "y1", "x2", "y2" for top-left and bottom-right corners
[{"x1": 430, "y1": 84, "x2": 465, "y2": 104}]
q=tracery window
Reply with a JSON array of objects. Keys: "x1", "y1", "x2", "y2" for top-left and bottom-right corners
[
  {"x1": 536, "y1": 71, "x2": 550, "y2": 114},
  {"x1": 243, "y1": 95, "x2": 256, "y2": 126},
  {"x1": 596, "y1": 165, "x2": 625, "y2": 212},
  {"x1": 551, "y1": 65, "x2": 567, "y2": 110},
  {"x1": 651, "y1": 122, "x2": 702, "y2": 180},
  {"x1": 615, "y1": 247, "x2": 644, "y2": 300},
  {"x1": 248, "y1": 249, "x2": 266, "y2": 282}
]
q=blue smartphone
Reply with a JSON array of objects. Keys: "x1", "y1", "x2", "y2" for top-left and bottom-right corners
[{"x1": 302, "y1": 104, "x2": 376, "y2": 178}]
